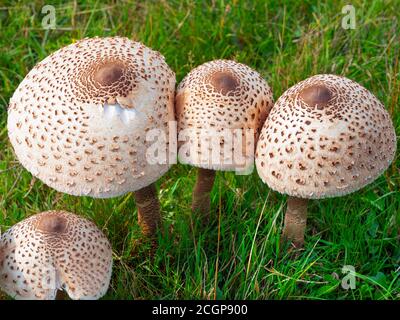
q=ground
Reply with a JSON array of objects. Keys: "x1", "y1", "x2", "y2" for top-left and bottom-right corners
[{"x1": 0, "y1": 0, "x2": 399, "y2": 299}]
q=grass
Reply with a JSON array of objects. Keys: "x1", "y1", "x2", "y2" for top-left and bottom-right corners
[{"x1": 0, "y1": 0, "x2": 399, "y2": 300}]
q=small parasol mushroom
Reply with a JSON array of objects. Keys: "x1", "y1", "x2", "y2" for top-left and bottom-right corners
[
  {"x1": 176, "y1": 59, "x2": 274, "y2": 222},
  {"x1": 0, "y1": 211, "x2": 112, "y2": 300},
  {"x1": 256, "y1": 74, "x2": 397, "y2": 248}
]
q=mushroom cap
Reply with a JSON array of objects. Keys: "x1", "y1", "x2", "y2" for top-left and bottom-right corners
[
  {"x1": 7, "y1": 37, "x2": 176, "y2": 198},
  {"x1": 0, "y1": 211, "x2": 112, "y2": 300},
  {"x1": 255, "y1": 74, "x2": 397, "y2": 199},
  {"x1": 176, "y1": 59, "x2": 273, "y2": 172}
]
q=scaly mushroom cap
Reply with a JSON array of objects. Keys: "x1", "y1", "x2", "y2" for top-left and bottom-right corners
[
  {"x1": 0, "y1": 211, "x2": 112, "y2": 300},
  {"x1": 256, "y1": 74, "x2": 397, "y2": 199},
  {"x1": 8, "y1": 37, "x2": 176, "y2": 198},
  {"x1": 176, "y1": 60, "x2": 273, "y2": 172}
]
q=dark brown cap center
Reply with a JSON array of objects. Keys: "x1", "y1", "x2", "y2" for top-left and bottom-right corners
[
  {"x1": 210, "y1": 71, "x2": 239, "y2": 95},
  {"x1": 37, "y1": 215, "x2": 67, "y2": 234},
  {"x1": 94, "y1": 63, "x2": 124, "y2": 86},
  {"x1": 299, "y1": 84, "x2": 332, "y2": 108}
]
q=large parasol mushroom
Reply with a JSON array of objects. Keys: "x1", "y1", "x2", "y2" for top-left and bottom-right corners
[{"x1": 7, "y1": 37, "x2": 176, "y2": 237}]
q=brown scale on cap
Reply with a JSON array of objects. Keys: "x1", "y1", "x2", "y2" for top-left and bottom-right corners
[
  {"x1": 36, "y1": 214, "x2": 67, "y2": 234},
  {"x1": 176, "y1": 59, "x2": 274, "y2": 171},
  {"x1": 0, "y1": 211, "x2": 113, "y2": 300},
  {"x1": 208, "y1": 71, "x2": 239, "y2": 95},
  {"x1": 72, "y1": 56, "x2": 139, "y2": 107},
  {"x1": 93, "y1": 62, "x2": 125, "y2": 86},
  {"x1": 8, "y1": 37, "x2": 176, "y2": 198},
  {"x1": 298, "y1": 84, "x2": 332, "y2": 108},
  {"x1": 256, "y1": 74, "x2": 397, "y2": 199}
]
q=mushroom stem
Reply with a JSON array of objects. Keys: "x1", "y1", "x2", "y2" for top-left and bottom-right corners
[
  {"x1": 133, "y1": 184, "x2": 161, "y2": 237},
  {"x1": 282, "y1": 197, "x2": 308, "y2": 248},
  {"x1": 191, "y1": 168, "x2": 216, "y2": 222}
]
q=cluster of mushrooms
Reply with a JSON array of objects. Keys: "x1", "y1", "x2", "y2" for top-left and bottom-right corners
[{"x1": 0, "y1": 37, "x2": 397, "y2": 300}]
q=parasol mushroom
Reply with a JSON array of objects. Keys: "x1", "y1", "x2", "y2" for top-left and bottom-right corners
[
  {"x1": 176, "y1": 59, "x2": 273, "y2": 221},
  {"x1": 7, "y1": 37, "x2": 176, "y2": 237},
  {"x1": 0, "y1": 210, "x2": 112, "y2": 300},
  {"x1": 256, "y1": 74, "x2": 397, "y2": 248}
]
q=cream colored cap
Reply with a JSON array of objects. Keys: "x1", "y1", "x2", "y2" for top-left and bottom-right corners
[
  {"x1": 0, "y1": 211, "x2": 112, "y2": 300},
  {"x1": 8, "y1": 37, "x2": 176, "y2": 198},
  {"x1": 256, "y1": 74, "x2": 397, "y2": 199},
  {"x1": 176, "y1": 59, "x2": 273, "y2": 172}
]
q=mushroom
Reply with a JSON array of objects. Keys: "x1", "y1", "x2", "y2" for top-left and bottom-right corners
[
  {"x1": 255, "y1": 74, "x2": 397, "y2": 248},
  {"x1": 176, "y1": 60, "x2": 274, "y2": 221},
  {"x1": 0, "y1": 210, "x2": 112, "y2": 300},
  {"x1": 7, "y1": 37, "x2": 176, "y2": 237}
]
